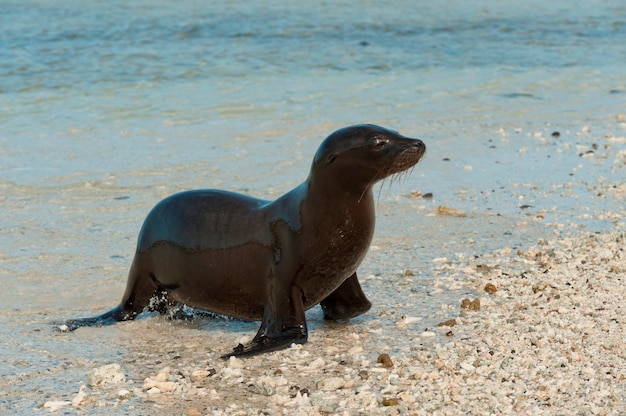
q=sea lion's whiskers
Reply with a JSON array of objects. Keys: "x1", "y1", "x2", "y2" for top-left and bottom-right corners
[
  {"x1": 370, "y1": 146, "x2": 420, "y2": 203},
  {"x1": 359, "y1": 163, "x2": 390, "y2": 203}
]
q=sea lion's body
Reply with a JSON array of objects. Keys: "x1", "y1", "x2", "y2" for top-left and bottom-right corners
[{"x1": 64, "y1": 124, "x2": 425, "y2": 357}]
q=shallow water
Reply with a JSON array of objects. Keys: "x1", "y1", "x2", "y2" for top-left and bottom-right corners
[{"x1": 1, "y1": 0, "x2": 625, "y2": 413}]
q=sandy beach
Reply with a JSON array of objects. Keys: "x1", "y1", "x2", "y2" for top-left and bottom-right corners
[
  {"x1": 41, "y1": 227, "x2": 626, "y2": 416},
  {"x1": 2, "y1": 1, "x2": 626, "y2": 414},
  {"x1": 1, "y1": 116, "x2": 622, "y2": 415}
]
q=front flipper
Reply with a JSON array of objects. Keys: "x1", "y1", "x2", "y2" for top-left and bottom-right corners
[
  {"x1": 320, "y1": 272, "x2": 371, "y2": 321},
  {"x1": 222, "y1": 285, "x2": 307, "y2": 358}
]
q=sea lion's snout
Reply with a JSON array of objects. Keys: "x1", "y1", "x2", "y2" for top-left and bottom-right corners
[
  {"x1": 388, "y1": 136, "x2": 425, "y2": 173},
  {"x1": 407, "y1": 138, "x2": 426, "y2": 157}
]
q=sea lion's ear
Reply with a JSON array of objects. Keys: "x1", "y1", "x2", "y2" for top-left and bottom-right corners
[{"x1": 326, "y1": 154, "x2": 337, "y2": 164}]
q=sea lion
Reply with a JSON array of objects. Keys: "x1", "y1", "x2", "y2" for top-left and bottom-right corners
[{"x1": 63, "y1": 124, "x2": 425, "y2": 357}]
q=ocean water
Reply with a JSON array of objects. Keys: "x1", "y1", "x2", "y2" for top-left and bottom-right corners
[
  {"x1": 1, "y1": 1, "x2": 624, "y2": 189},
  {"x1": 1, "y1": 0, "x2": 625, "y2": 413}
]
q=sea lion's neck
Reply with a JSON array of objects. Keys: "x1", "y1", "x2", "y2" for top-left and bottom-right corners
[
  {"x1": 305, "y1": 172, "x2": 374, "y2": 203},
  {"x1": 267, "y1": 175, "x2": 376, "y2": 238},
  {"x1": 300, "y1": 176, "x2": 376, "y2": 231}
]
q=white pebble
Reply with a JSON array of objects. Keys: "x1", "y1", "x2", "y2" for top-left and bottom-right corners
[
  {"x1": 143, "y1": 378, "x2": 177, "y2": 392},
  {"x1": 43, "y1": 401, "x2": 72, "y2": 412},
  {"x1": 316, "y1": 376, "x2": 346, "y2": 391},
  {"x1": 228, "y1": 356, "x2": 243, "y2": 369},
  {"x1": 88, "y1": 363, "x2": 126, "y2": 387},
  {"x1": 348, "y1": 346, "x2": 363, "y2": 355},
  {"x1": 71, "y1": 385, "x2": 86, "y2": 407},
  {"x1": 308, "y1": 357, "x2": 326, "y2": 369},
  {"x1": 152, "y1": 367, "x2": 170, "y2": 382},
  {"x1": 117, "y1": 389, "x2": 132, "y2": 400}
]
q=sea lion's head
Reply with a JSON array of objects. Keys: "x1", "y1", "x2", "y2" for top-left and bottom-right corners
[{"x1": 310, "y1": 124, "x2": 425, "y2": 191}]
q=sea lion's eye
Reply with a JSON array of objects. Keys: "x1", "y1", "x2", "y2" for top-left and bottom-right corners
[{"x1": 372, "y1": 137, "x2": 389, "y2": 150}]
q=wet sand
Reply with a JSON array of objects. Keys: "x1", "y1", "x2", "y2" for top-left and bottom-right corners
[{"x1": 2, "y1": 116, "x2": 625, "y2": 415}]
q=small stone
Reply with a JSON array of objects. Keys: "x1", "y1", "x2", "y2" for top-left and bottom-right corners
[
  {"x1": 460, "y1": 362, "x2": 475, "y2": 371},
  {"x1": 228, "y1": 356, "x2": 244, "y2": 369},
  {"x1": 71, "y1": 385, "x2": 87, "y2": 408},
  {"x1": 153, "y1": 367, "x2": 170, "y2": 382},
  {"x1": 248, "y1": 376, "x2": 276, "y2": 396},
  {"x1": 289, "y1": 385, "x2": 310, "y2": 398},
  {"x1": 184, "y1": 408, "x2": 202, "y2": 416},
  {"x1": 143, "y1": 378, "x2": 177, "y2": 393},
  {"x1": 377, "y1": 353, "x2": 394, "y2": 368},
  {"x1": 117, "y1": 389, "x2": 132, "y2": 400},
  {"x1": 191, "y1": 369, "x2": 214, "y2": 382},
  {"x1": 438, "y1": 318, "x2": 457, "y2": 327},
  {"x1": 88, "y1": 364, "x2": 126, "y2": 387},
  {"x1": 382, "y1": 397, "x2": 399, "y2": 406},
  {"x1": 310, "y1": 396, "x2": 339, "y2": 413},
  {"x1": 404, "y1": 269, "x2": 414, "y2": 276},
  {"x1": 348, "y1": 346, "x2": 363, "y2": 355},
  {"x1": 461, "y1": 298, "x2": 481, "y2": 311},
  {"x1": 484, "y1": 283, "x2": 497, "y2": 294},
  {"x1": 307, "y1": 357, "x2": 325, "y2": 369},
  {"x1": 316, "y1": 377, "x2": 345, "y2": 391},
  {"x1": 532, "y1": 281, "x2": 555, "y2": 293},
  {"x1": 437, "y1": 205, "x2": 467, "y2": 217},
  {"x1": 396, "y1": 316, "x2": 421, "y2": 329},
  {"x1": 43, "y1": 401, "x2": 72, "y2": 411},
  {"x1": 221, "y1": 367, "x2": 242, "y2": 379}
]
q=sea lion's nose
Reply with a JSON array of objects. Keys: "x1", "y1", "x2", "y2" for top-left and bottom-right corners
[{"x1": 410, "y1": 139, "x2": 426, "y2": 153}]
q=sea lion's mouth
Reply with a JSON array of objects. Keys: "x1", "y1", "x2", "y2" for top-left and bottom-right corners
[
  {"x1": 387, "y1": 139, "x2": 426, "y2": 174},
  {"x1": 372, "y1": 139, "x2": 425, "y2": 180}
]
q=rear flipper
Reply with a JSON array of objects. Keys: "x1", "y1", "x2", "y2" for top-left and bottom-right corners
[
  {"x1": 320, "y1": 272, "x2": 371, "y2": 321},
  {"x1": 58, "y1": 262, "x2": 170, "y2": 332},
  {"x1": 57, "y1": 305, "x2": 136, "y2": 332},
  {"x1": 222, "y1": 285, "x2": 308, "y2": 358}
]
